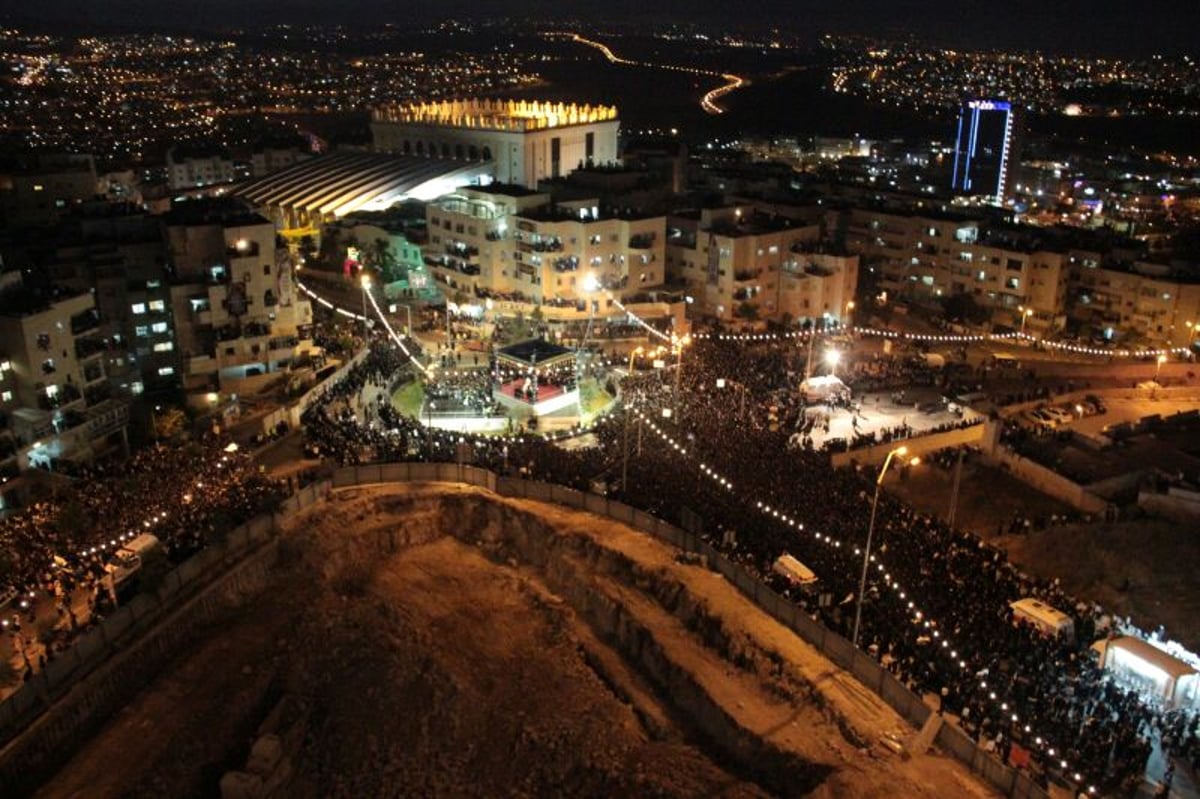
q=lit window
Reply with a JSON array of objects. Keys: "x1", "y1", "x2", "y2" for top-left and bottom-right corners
[
  {"x1": 131, "y1": 302, "x2": 146, "y2": 315},
  {"x1": 1, "y1": 391, "x2": 11, "y2": 402},
  {"x1": 45, "y1": 384, "x2": 59, "y2": 398},
  {"x1": 153, "y1": 341, "x2": 174, "y2": 352},
  {"x1": 135, "y1": 325, "x2": 149, "y2": 337},
  {"x1": 151, "y1": 322, "x2": 168, "y2": 333},
  {"x1": 33, "y1": 184, "x2": 43, "y2": 192},
  {"x1": 0, "y1": 360, "x2": 9, "y2": 372},
  {"x1": 157, "y1": 366, "x2": 175, "y2": 376},
  {"x1": 148, "y1": 300, "x2": 165, "y2": 312},
  {"x1": 131, "y1": 381, "x2": 144, "y2": 395}
]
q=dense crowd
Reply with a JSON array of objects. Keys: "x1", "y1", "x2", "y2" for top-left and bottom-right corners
[
  {"x1": 297, "y1": 331, "x2": 1200, "y2": 797},
  {"x1": 0, "y1": 439, "x2": 286, "y2": 682}
]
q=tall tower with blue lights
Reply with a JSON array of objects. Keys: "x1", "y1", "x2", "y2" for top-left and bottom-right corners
[{"x1": 950, "y1": 99, "x2": 1023, "y2": 203}]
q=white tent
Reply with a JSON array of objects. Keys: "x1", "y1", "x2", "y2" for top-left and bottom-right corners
[{"x1": 799, "y1": 374, "x2": 849, "y2": 401}]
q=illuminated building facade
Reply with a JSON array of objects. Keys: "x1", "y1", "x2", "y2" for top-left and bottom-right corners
[
  {"x1": 667, "y1": 206, "x2": 856, "y2": 325},
  {"x1": 950, "y1": 99, "x2": 1022, "y2": 202},
  {"x1": 164, "y1": 200, "x2": 313, "y2": 402},
  {"x1": 426, "y1": 185, "x2": 666, "y2": 305},
  {"x1": 372, "y1": 99, "x2": 620, "y2": 187}
]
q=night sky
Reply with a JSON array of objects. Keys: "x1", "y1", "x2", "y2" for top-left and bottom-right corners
[{"x1": 6, "y1": 0, "x2": 1197, "y2": 56}]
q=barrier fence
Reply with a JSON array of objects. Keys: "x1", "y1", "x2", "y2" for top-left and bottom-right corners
[
  {"x1": 0, "y1": 462, "x2": 1052, "y2": 799},
  {"x1": 0, "y1": 480, "x2": 331, "y2": 754},
  {"x1": 331, "y1": 462, "x2": 1050, "y2": 799}
]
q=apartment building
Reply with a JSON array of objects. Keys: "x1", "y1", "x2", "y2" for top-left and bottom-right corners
[
  {"x1": 0, "y1": 153, "x2": 98, "y2": 229},
  {"x1": 29, "y1": 204, "x2": 179, "y2": 396},
  {"x1": 667, "y1": 205, "x2": 856, "y2": 324},
  {"x1": 167, "y1": 146, "x2": 235, "y2": 191},
  {"x1": 1072, "y1": 261, "x2": 1200, "y2": 347},
  {"x1": 425, "y1": 187, "x2": 666, "y2": 305},
  {"x1": 511, "y1": 202, "x2": 665, "y2": 304},
  {"x1": 0, "y1": 274, "x2": 129, "y2": 469},
  {"x1": 164, "y1": 200, "x2": 313, "y2": 402},
  {"x1": 426, "y1": 185, "x2": 548, "y2": 297},
  {"x1": 842, "y1": 207, "x2": 1075, "y2": 328}
]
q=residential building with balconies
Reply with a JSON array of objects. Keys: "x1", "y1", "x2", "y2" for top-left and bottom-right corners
[
  {"x1": 425, "y1": 184, "x2": 548, "y2": 298},
  {"x1": 509, "y1": 201, "x2": 666, "y2": 305},
  {"x1": 165, "y1": 199, "x2": 313, "y2": 402},
  {"x1": 0, "y1": 274, "x2": 130, "y2": 470},
  {"x1": 666, "y1": 205, "x2": 851, "y2": 324}
]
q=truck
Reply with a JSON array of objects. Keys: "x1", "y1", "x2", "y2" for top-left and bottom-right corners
[
  {"x1": 105, "y1": 533, "x2": 164, "y2": 595},
  {"x1": 1010, "y1": 598, "x2": 1074, "y2": 642},
  {"x1": 772, "y1": 554, "x2": 818, "y2": 592}
]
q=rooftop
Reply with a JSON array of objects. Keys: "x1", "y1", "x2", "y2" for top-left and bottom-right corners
[
  {"x1": 516, "y1": 204, "x2": 661, "y2": 224},
  {"x1": 496, "y1": 338, "x2": 575, "y2": 366},
  {"x1": 164, "y1": 197, "x2": 270, "y2": 229},
  {"x1": 373, "y1": 98, "x2": 617, "y2": 133}
]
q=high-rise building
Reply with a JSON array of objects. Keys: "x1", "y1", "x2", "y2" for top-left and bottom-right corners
[{"x1": 950, "y1": 100, "x2": 1022, "y2": 202}]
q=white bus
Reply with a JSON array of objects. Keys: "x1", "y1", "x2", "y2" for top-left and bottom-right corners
[
  {"x1": 772, "y1": 554, "x2": 818, "y2": 591},
  {"x1": 1010, "y1": 598, "x2": 1074, "y2": 642}
]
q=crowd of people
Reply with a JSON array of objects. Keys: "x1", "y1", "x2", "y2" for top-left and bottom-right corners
[
  {"x1": 296, "y1": 329, "x2": 1200, "y2": 797},
  {"x1": 0, "y1": 439, "x2": 286, "y2": 685}
]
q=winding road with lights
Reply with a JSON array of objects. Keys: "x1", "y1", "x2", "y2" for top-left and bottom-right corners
[{"x1": 559, "y1": 33, "x2": 747, "y2": 115}]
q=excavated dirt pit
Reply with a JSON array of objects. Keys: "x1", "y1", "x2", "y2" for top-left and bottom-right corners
[{"x1": 32, "y1": 484, "x2": 996, "y2": 799}]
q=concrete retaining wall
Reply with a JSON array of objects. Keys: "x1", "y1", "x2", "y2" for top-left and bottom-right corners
[
  {"x1": 831, "y1": 421, "x2": 989, "y2": 468},
  {"x1": 0, "y1": 482, "x2": 331, "y2": 788},
  {"x1": 987, "y1": 449, "x2": 1109, "y2": 514},
  {"x1": 325, "y1": 463, "x2": 1049, "y2": 799}
]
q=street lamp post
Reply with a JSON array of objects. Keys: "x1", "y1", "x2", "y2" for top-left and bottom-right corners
[
  {"x1": 1156, "y1": 353, "x2": 1168, "y2": 383},
  {"x1": 673, "y1": 334, "x2": 691, "y2": 417},
  {"x1": 852, "y1": 445, "x2": 920, "y2": 649},
  {"x1": 426, "y1": 399, "x2": 435, "y2": 456},
  {"x1": 627, "y1": 346, "x2": 645, "y2": 373},
  {"x1": 360, "y1": 274, "x2": 371, "y2": 344},
  {"x1": 1019, "y1": 306, "x2": 1034, "y2": 336}
]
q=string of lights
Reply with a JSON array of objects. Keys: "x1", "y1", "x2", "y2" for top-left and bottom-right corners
[
  {"x1": 692, "y1": 325, "x2": 1191, "y2": 359},
  {"x1": 628, "y1": 406, "x2": 1099, "y2": 795}
]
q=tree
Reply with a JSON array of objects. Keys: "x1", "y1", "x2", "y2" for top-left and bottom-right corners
[
  {"x1": 940, "y1": 292, "x2": 989, "y2": 325},
  {"x1": 367, "y1": 238, "x2": 400, "y2": 282},
  {"x1": 734, "y1": 302, "x2": 760, "y2": 321},
  {"x1": 298, "y1": 234, "x2": 317, "y2": 264},
  {"x1": 153, "y1": 406, "x2": 187, "y2": 441}
]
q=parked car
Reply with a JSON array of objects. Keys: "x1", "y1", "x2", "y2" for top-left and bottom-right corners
[
  {"x1": 1025, "y1": 409, "x2": 1058, "y2": 429},
  {"x1": 1042, "y1": 407, "x2": 1075, "y2": 425}
]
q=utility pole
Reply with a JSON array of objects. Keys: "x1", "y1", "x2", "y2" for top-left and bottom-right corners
[
  {"x1": 621, "y1": 409, "x2": 631, "y2": 492},
  {"x1": 804, "y1": 322, "x2": 817, "y2": 380}
]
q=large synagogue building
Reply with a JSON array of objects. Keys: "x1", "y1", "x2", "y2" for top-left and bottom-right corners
[{"x1": 370, "y1": 98, "x2": 619, "y2": 188}]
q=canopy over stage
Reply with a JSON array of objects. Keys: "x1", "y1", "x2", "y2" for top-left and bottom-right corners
[
  {"x1": 800, "y1": 374, "x2": 850, "y2": 402},
  {"x1": 494, "y1": 338, "x2": 579, "y2": 416}
]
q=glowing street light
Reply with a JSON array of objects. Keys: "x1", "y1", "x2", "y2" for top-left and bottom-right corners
[
  {"x1": 852, "y1": 445, "x2": 921, "y2": 648},
  {"x1": 1018, "y1": 305, "x2": 1034, "y2": 336},
  {"x1": 824, "y1": 349, "x2": 842, "y2": 375},
  {"x1": 360, "y1": 274, "x2": 372, "y2": 342},
  {"x1": 1156, "y1": 353, "x2": 1168, "y2": 383},
  {"x1": 627, "y1": 346, "x2": 645, "y2": 372}
]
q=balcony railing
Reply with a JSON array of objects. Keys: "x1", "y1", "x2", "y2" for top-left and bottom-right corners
[{"x1": 75, "y1": 336, "x2": 107, "y2": 360}]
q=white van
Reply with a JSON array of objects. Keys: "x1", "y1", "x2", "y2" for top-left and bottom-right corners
[
  {"x1": 106, "y1": 534, "x2": 163, "y2": 589},
  {"x1": 772, "y1": 554, "x2": 818, "y2": 591},
  {"x1": 1010, "y1": 598, "x2": 1074, "y2": 642}
]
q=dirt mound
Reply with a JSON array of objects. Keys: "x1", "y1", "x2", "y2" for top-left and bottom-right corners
[{"x1": 35, "y1": 484, "x2": 996, "y2": 799}]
